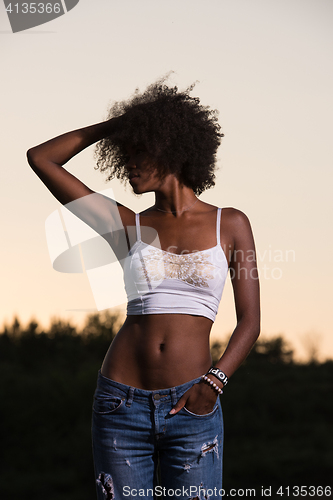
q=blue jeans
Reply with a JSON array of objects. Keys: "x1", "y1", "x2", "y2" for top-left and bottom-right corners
[{"x1": 92, "y1": 371, "x2": 224, "y2": 499}]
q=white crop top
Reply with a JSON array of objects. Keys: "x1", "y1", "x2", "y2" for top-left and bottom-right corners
[{"x1": 123, "y1": 208, "x2": 229, "y2": 322}]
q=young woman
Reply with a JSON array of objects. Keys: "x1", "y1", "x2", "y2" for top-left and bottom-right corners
[{"x1": 27, "y1": 80, "x2": 260, "y2": 500}]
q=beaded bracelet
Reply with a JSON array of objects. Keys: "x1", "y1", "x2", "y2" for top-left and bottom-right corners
[{"x1": 201, "y1": 375, "x2": 223, "y2": 395}]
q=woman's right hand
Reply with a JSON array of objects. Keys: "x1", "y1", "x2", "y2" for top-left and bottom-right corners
[{"x1": 169, "y1": 380, "x2": 219, "y2": 416}]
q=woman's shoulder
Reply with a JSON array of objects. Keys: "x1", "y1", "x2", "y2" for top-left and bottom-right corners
[
  {"x1": 221, "y1": 206, "x2": 250, "y2": 221},
  {"x1": 199, "y1": 202, "x2": 250, "y2": 221},
  {"x1": 221, "y1": 207, "x2": 253, "y2": 235}
]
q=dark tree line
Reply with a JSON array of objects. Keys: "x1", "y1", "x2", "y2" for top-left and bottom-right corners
[{"x1": 0, "y1": 313, "x2": 332, "y2": 500}]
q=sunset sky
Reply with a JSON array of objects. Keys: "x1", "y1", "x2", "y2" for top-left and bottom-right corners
[{"x1": 1, "y1": 0, "x2": 332, "y2": 361}]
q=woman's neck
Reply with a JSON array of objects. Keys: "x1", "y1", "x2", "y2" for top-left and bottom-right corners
[{"x1": 153, "y1": 180, "x2": 198, "y2": 216}]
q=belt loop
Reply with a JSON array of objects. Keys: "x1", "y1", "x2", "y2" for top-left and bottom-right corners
[
  {"x1": 126, "y1": 386, "x2": 135, "y2": 407},
  {"x1": 171, "y1": 387, "x2": 177, "y2": 406}
]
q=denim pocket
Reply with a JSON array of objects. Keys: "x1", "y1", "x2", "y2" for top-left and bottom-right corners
[
  {"x1": 182, "y1": 400, "x2": 219, "y2": 418},
  {"x1": 93, "y1": 396, "x2": 124, "y2": 415}
]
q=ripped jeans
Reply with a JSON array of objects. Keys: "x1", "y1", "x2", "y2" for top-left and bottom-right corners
[{"x1": 92, "y1": 371, "x2": 223, "y2": 500}]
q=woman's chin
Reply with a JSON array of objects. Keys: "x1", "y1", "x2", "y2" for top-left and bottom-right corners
[{"x1": 130, "y1": 182, "x2": 152, "y2": 195}]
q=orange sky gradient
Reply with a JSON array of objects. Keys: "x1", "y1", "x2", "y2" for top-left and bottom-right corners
[{"x1": 1, "y1": 0, "x2": 332, "y2": 362}]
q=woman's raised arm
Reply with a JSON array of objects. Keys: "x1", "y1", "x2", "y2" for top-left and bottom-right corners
[{"x1": 27, "y1": 117, "x2": 134, "y2": 237}]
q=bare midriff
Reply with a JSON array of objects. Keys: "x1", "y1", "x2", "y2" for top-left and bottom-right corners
[{"x1": 100, "y1": 314, "x2": 213, "y2": 390}]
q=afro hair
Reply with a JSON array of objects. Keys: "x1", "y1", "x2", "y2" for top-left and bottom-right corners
[{"x1": 94, "y1": 77, "x2": 223, "y2": 195}]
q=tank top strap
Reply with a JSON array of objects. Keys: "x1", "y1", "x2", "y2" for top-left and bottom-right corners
[
  {"x1": 216, "y1": 208, "x2": 222, "y2": 246},
  {"x1": 135, "y1": 213, "x2": 141, "y2": 241}
]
